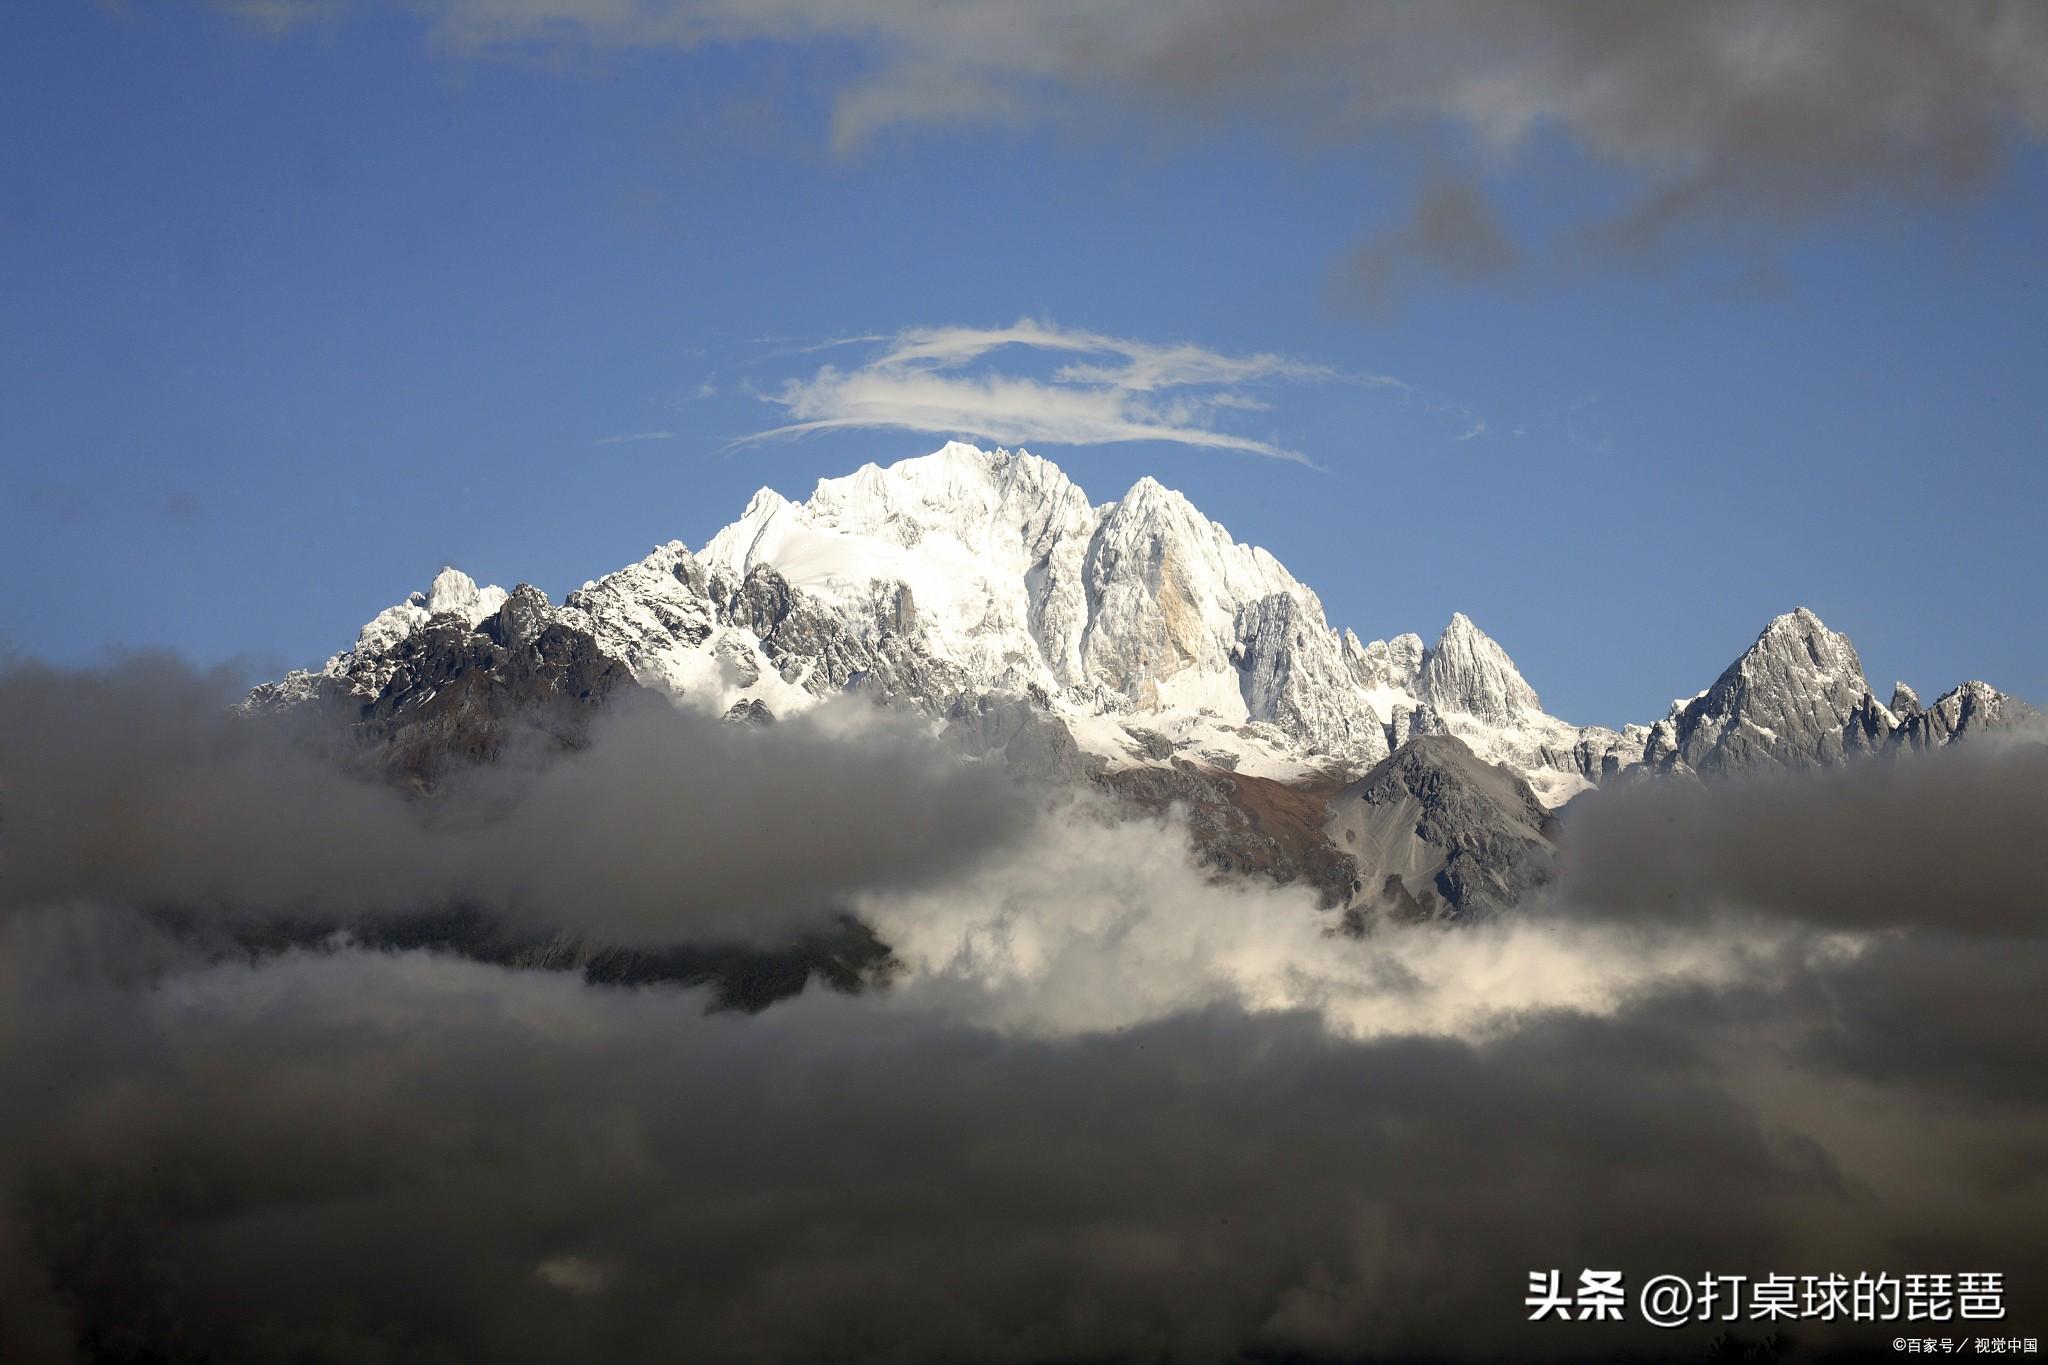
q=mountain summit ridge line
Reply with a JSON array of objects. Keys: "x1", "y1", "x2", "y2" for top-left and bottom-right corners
[{"x1": 254, "y1": 441, "x2": 2038, "y2": 810}]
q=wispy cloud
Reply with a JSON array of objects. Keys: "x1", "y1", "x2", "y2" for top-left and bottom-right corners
[{"x1": 735, "y1": 320, "x2": 1335, "y2": 464}]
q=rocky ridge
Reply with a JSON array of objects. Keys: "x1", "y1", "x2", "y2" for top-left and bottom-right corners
[
  {"x1": 254, "y1": 443, "x2": 2043, "y2": 915},
  {"x1": 262, "y1": 443, "x2": 1642, "y2": 802},
  {"x1": 1325, "y1": 734, "x2": 1561, "y2": 923},
  {"x1": 1639, "y1": 606, "x2": 2040, "y2": 781}
]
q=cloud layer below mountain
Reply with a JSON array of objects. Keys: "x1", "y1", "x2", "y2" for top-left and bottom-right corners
[
  {"x1": 0, "y1": 657, "x2": 1030, "y2": 944},
  {"x1": 3, "y1": 656, "x2": 2045, "y2": 1362}
]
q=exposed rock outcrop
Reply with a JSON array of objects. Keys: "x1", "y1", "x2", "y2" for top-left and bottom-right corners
[{"x1": 1323, "y1": 735, "x2": 1560, "y2": 923}]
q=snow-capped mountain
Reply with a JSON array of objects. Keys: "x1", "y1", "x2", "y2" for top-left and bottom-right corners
[
  {"x1": 260, "y1": 441, "x2": 2040, "y2": 809},
  {"x1": 1638, "y1": 605, "x2": 2038, "y2": 780},
  {"x1": 251, "y1": 440, "x2": 2041, "y2": 918},
  {"x1": 260, "y1": 442, "x2": 1639, "y2": 802}
]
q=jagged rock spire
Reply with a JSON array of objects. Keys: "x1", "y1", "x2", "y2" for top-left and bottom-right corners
[{"x1": 1420, "y1": 613, "x2": 1540, "y2": 726}]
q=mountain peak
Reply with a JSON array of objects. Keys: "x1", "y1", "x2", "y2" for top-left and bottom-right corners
[
  {"x1": 739, "y1": 485, "x2": 791, "y2": 520},
  {"x1": 425, "y1": 566, "x2": 503, "y2": 620},
  {"x1": 1759, "y1": 605, "x2": 1833, "y2": 643},
  {"x1": 1419, "y1": 613, "x2": 1540, "y2": 725},
  {"x1": 269, "y1": 442, "x2": 2035, "y2": 820},
  {"x1": 1742, "y1": 607, "x2": 1865, "y2": 685},
  {"x1": 1113, "y1": 473, "x2": 1186, "y2": 514},
  {"x1": 1663, "y1": 607, "x2": 1871, "y2": 776},
  {"x1": 1324, "y1": 732, "x2": 1557, "y2": 921},
  {"x1": 879, "y1": 440, "x2": 1006, "y2": 485},
  {"x1": 795, "y1": 443, "x2": 1079, "y2": 533}
]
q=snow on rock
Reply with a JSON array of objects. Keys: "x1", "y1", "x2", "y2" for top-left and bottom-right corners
[
  {"x1": 1658, "y1": 607, "x2": 1872, "y2": 777},
  {"x1": 697, "y1": 442, "x2": 1413, "y2": 768},
  {"x1": 1420, "y1": 613, "x2": 1541, "y2": 726},
  {"x1": 558, "y1": 542, "x2": 736, "y2": 710},
  {"x1": 254, "y1": 449, "x2": 2039, "y2": 812},
  {"x1": 1623, "y1": 609, "x2": 2044, "y2": 782},
  {"x1": 425, "y1": 566, "x2": 508, "y2": 624},
  {"x1": 1893, "y1": 680, "x2": 2042, "y2": 750},
  {"x1": 258, "y1": 444, "x2": 1650, "y2": 799},
  {"x1": 704, "y1": 441, "x2": 1097, "y2": 697},
  {"x1": 287, "y1": 566, "x2": 517, "y2": 703}
]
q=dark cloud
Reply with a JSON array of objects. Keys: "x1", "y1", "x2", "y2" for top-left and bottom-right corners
[
  {"x1": 6, "y1": 656, "x2": 2048, "y2": 1362},
  {"x1": 1795, "y1": 929, "x2": 2048, "y2": 1109},
  {"x1": 252, "y1": 0, "x2": 2048, "y2": 291},
  {"x1": 0, "y1": 656, "x2": 1029, "y2": 944},
  {"x1": 9, "y1": 910, "x2": 2048, "y2": 1364},
  {"x1": 6, "y1": 933, "x2": 2044, "y2": 1365},
  {"x1": 1335, "y1": 178, "x2": 1521, "y2": 317},
  {"x1": 1096, "y1": 1, "x2": 2048, "y2": 251},
  {"x1": 1551, "y1": 736, "x2": 2048, "y2": 936}
]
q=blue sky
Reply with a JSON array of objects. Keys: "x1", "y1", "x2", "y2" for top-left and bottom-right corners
[{"x1": 3, "y1": 2, "x2": 2044, "y2": 726}]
